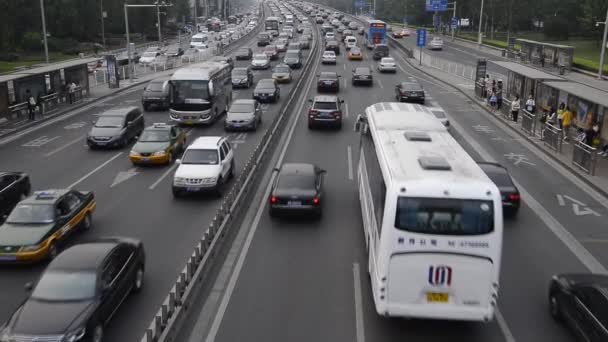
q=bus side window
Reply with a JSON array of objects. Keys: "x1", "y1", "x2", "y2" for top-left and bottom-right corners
[{"x1": 362, "y1": 125, "x2": 385, "y2": 234}]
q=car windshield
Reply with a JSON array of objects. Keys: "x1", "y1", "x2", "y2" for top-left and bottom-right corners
[
  {"x1": 139, "y1": 129, "x2": 170, "y2": 142},
  {"x1": 277, "y1": 173, "x2": 315, "y2": 189},
  {"x1": 313, "y1": 101, "x2": 337, "y2": 110},
  {"x1": 146, "y1": 82, "x2": 164, "y2": 91},
  {"x1": 320, "y1": 72, "x2": 337, "y2": 80},
  {"x1": 181, "y1": 149, "x2": 218, "y2": 164},
  {"x1": 286, "y1": 52, "x2": 299, "y2": 58},
  {"x1": 230, "y1": 103, "x2": 254, "y2": 113},
  {"x1": 382, "y1": 58, "x2": 395, "y2": 63},
  {"x1": 355, "y1": 68, "x2": 371, "y2": 75},
  {"x1": 395, "y1": 197, "x2": 494, "y2": 235},
  {"x1": 31, "y1": 271, "x2": 96, "y2": 301},
  {"x1": 142, "y1": 52, "x2": 156, "y2": 57},
  {"x1": 232, "y1": 69, "x2": 248, "y2": 77},
  {"x1": 6, "y1": 204, "x2": 55, "y2": 224},
  {"x1": 401, "y1": 82, "x2": 422, "y2": 90},
  {"x1": 254, "y1": 55, "x2": 267, "y2": 60},
  {"x1": 374, "y1": 46, "x2": 388, "y2": 52},
  {"x1": 95, "y1": 116, "x2": 124, "y2": 128},
  {"x1": 274, "y1": 66, "x2": 290, "y2": 73}
]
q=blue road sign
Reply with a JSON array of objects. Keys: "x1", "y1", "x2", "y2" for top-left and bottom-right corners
[
  {"x1": 450, "y1": 16, "x2": 458, "y2": 29},
  {"x1": 425, "y1": 0, "x2": 448, "y2": 11},
  {"x1": 416, "y1": 28, "x2": 427, "y2": 47}
]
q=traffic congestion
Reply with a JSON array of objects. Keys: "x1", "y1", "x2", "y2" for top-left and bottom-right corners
[{"x1": 0, "y1": 0, "x2": 606, "y2": 342}]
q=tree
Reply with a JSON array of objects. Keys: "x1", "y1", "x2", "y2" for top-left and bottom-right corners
[{"x1": 579, "y1": 0, "x2": 608, "y2": 44}]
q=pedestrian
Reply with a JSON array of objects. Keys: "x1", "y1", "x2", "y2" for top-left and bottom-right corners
[
  {"x1": 557, "y1": 102, "x2": 565, "y2": 128},
  {"x1": 540, "y1": 52, "x2": 545, "y2": 67},
  {"x1": 510, "y1": 94, "x2": 520, "y2": 122},
  {"x1": 496, "y1": 81, "x2": 503, "y2": 111},
  {"x1": 585, "y1": 123, "x2": 599, "y2": 146},
  {"x1": 562, "y1": 106, "x2": 573, "y2": 142},
  {"x1": 486, "y1": 79, "x2": 493, "y2": 104},
  {"x1": 26, "y1": 89, "x2": 36, "y2": 121},
  {"x1": 525, "y1": 94, "x2": 535, "y2": 113},
  {"x1": 489, "y1": 88, "x2": 497, "y2": 111},
  {"x1": 547, "y1": 106, "x2": 557, "y2": 126},
  {"x1": 36, "y1": 93, "x2": 43, "y2": 118},
  {"x1": 67, "y1": 81, "x2": 74, "y2": 104}
]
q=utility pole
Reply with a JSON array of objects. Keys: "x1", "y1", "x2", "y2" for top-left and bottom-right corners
[
  {"x1": 40, "y1": 0, "x2": 49, "y2": 64},
  {"x1": 597, "y1": 6, "x2": 608, "y2": 79},
  {"x1": 477, "y1": 0, "x2": 484, "y2": 47},
  {"x1": 124, "y1": 4, "x2": 132, "y2": 82},
  {"x1": 451, "y1": 1, "x2": 457, "y2": 41},
  {"x1": 156, "y1": 2, "x2": 163, "y2": 44},
  {"x1": 194, "y1": 0, "x2": 198, "y2": 32},
  {"x1": 101, "y1": 0, "x2": 106, "y2": 47}
]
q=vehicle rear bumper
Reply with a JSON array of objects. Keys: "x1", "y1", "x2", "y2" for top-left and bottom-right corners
[
  {"x1": 376, "y1": 302, "x2": 495, "y2": 322},
  {"x1": 170, "y1": 109, "x2": 214, "y2": 124}
]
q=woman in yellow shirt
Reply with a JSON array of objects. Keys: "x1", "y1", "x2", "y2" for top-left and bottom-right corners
[{"x1": 562, "y1": 107, "x2": 573, "y2": 142}]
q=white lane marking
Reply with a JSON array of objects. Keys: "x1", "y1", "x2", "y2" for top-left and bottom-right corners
[
  {"x1": 449, "y1": 116, "x2": 607, "y2": 274},
  {"x1": 44, "y1": 135, "x2": 85, "y2": 157},
  {"x1": 343, "y1": 77, "x2": 347, "y2": 89},
  {"x1": 67, "y1": 152, "x2": 123, "y2": 189},
  {"x1": 347, "y1": 145, "x2": 353, "y2": 181},
  {"x1": 496, "y1": 308, "x2": 516, "y2": 342},
  {"x1": 205, "y1": 42, "x2": 322, "y2": 342},
  {"x1": 21, "y1": 135, "x2": 61, "y2": 147},
  {"x1": 345, "y1": 103, "x2": 349, "y2": 118},
  {"x1": 149, "y1": 163, "x2": 178, "y2": 190},
  {"x1": 110, "y1": 167, "x2": 139, "y2": 188},
  {"x1": 353, "y1": 263, "x2": 366, "y2": 342},
  {"x1": 377, "y1": 79, "x2": 384, "y2": 89},
  {"x1": 344, "y1": 63, "x2": 346, "y2": 70}
]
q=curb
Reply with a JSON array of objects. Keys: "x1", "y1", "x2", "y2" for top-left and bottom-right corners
[{"x1": 402, "y1": 56, "x2": 608, "y2": 199}]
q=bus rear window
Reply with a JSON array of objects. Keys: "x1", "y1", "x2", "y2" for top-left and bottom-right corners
[{"x1": 395, "y1": 197, "x2": 494, "y2": 235}]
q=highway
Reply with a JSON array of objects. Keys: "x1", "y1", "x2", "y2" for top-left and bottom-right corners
[
  {"x1": 0, "y1": 13, "x2": 315, "y2": 341},
  {"x1": 179, "y1": 7, "x2": 608, "y2": 342}
]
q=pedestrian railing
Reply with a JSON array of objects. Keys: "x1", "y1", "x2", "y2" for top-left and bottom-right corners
[
  {"x1": 499, "y1": 98, "x2": 512, "y2": 120},
  {"x1": 40, "y1": 93, "x2": 60, "y2": 116},
  {"x1": 541, "y1": 122, "x2": 563, "y2": 152},
  {"x1": 572, "y1": 141, "x2": 598, "y2": 175},
  {"x1": 520, "y1": 109, "x2": 536, "y2": 137},
  {"x1": 8, "y1": 102, "x2": 28, "y2": 119}
]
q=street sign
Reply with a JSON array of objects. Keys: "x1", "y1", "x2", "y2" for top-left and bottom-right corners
[
  {"x1": 425, "y1": 0, "x2": 448, "y2": 12},
  {"x1": 450, "y1": 17, "x2": 458, "y2": 29},
  {"x1": 416, "y1": 28, "x2": 427, "y2": 47}
]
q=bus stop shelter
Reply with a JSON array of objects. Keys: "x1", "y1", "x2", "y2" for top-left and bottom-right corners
[
  {"x1": 515, "y1": 39, "x2": 574, "y2": 71},
  {"x1": 0, "y1": 58, "x2": 97, "y2": 120},
  {"x1": 491, "y1": 61, "x2": 566, "y2": 114}
]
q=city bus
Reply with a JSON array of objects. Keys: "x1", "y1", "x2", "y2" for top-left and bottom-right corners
[
  {"x1": 265, "y1": 16, "x2": 280, "y2": 36},
  {"x1": 353, "y1": 102, "x2": 503, "y2": 322},
  {"x1": 364, "y1": 19, "x2": 387, "y2": 49},
  {"x1": 168, "y1": 61, "x2": 232, "y2": 125}
]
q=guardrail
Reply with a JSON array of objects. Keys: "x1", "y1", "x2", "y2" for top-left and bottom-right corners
[
  {"x1": 520, "y1": 109, "x2": 536, "y2": 137},
  {"x1": 541, "y1": 122, "x2": 563, "y2": 153},
  {"x1": 572, "y1": 141, "x2": 598, "y2": 175},
  {"x1": 138, "y1": 6, "x2": 324, "y2": 342}
]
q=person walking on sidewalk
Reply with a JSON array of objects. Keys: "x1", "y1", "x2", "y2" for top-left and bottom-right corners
[
  {"x1": 68, "y1": 81, "x2": 77, "y2": 104},
  {"x1": 562, "y1": 106, "x2": 573, "y2": 143},
  {"x1": 489, "y1": 88, "x2": 498, "y2": 112},
  {"x1": 510, "y1": 95, "x2": 521, "y2": 122},
  {"x1": 26, "y1": 89, "x2": 36, "y2": 121},
  {"x1": 557, "y1": 102, "x2": 565, "y2": 128},
  {"x1": 496, "y1": 81, "x2": 503, "y2": 111}
]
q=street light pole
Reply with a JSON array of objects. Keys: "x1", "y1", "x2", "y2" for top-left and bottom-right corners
[
  {"x1": 451, "y1": 1, "x2": 457, "y2": 42},
  {"x1": 101, "y1": 0, "x2": 106, "y2": 47},
  {"x1": 194, "y1": 0, "x2": 198, "y2": 33},
  {"x1": 156, "y1": 3, "x2": 163, "y2": 45},
  {"x1": 477, "y1": 0, "x2": 484, "y2": 48},
  {"x1": 124, "y1": 3, "x2": 132, "y2": 82},
  {"x1": 40, "y1": 0, "x2": 49, "y2": 64},
  {"x1": 598, "y1": 6, "x2": 608, "y2": 80}
]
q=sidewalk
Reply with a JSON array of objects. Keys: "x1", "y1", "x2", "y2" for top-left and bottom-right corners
[{"x1": 406, "y1": 56, "x2": 608, "y2": 197}]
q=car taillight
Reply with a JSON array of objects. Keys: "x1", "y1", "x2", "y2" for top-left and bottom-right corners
[
  {"x1": 509, "y1": 194, "x2": 520, "y2": 202},
  {"x1": 312, "y1": 197, "x2": 320, "y2": 205},
  {"x1": 333, "y1": 111, "x2": 341, "y2": 117},
  {"x1": 270, "y1": 196, "x2": 278, "y2": 204},
  {"x1": 309, "y1": 109, "x2": 318, "y2": 115}
]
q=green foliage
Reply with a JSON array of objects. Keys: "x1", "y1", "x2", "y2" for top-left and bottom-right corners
[
  {"x1": 22, "y1": 32, "x2": 43, "y2": 52},
  {"x1": 543, "y1": 16, "x2": 570, "y2": 40}
]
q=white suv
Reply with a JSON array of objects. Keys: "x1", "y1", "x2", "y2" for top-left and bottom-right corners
[{"x1": 172, "y1": 136, "x2": 235, "y2": 197}]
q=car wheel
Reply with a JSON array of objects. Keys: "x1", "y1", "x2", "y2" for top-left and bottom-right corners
[
  {"x1": 48, "y1": 241, "x2": 59, "y2": 260},
  {"x1": 308, "y1": 121, "x2": 314, "y2": 129},
  {"x1": 215, "y1": 177, "x2": 224, "y2": 197},
  {"x1": 229, "y1": 161, "x2": 235, "y2": 179},
  {"x1": 81, "y1": 213, "x2": 93, "y2": 231},
  {"x1": 549, "y1": 294, "x2": 561, "y2": 320},
  {"x1": 92, "y1": 324, "x2": 103, "y2": 342},
  {"x1": 132, "y1": 264, "x2": 144, "y2": 293}
]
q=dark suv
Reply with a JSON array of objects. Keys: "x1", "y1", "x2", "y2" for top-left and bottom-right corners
[
  {"x1": 317, "y1": 72, "x2": 341, "y2": 92},
  {"x1": 87, "y1": 106, "x2": 145, "y2": 149},
  {"x1": 352, "y1": 66, "x2": 373, "y2": 86},
  {"x1": 325, "y1": 40, "x2": 340, "y2": 55},
  {"x1": 308, "y1": 95, "x2": 344, "y2": 129},
  {"x1": 141, "y1": 78, "x2": 170, "y2": 110},
  {"x1": 372, "y1": 44, "x2": 389, "y2": 60}
]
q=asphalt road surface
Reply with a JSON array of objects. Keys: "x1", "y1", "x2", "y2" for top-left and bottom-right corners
[
  {"x1": 0, "y1": 22, "x2": 314, "y2": 342},
  {"x1": 180, "y1": 15, "x2": 608, "y2": 342}
]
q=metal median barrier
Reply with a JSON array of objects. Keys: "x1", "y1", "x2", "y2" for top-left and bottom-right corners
[
  {"x1": 572, "y1": 141, "x2": 598, "y2": 175},
  {"x1": 139, "y1": 12, "x2": 320, "y2": 342},
  {"x1": 520, "y1": 109, "x2": 536, "y2": 136}
]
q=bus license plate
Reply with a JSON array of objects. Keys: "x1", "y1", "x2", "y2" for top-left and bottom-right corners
[
  {"x1": 288, "y1": 201, "x2": 302, "y2": 207},
  {"x1": 426, "y1": 292, "x2": 449, "y2": 303}
]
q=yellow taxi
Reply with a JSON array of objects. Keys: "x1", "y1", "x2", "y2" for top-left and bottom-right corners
[
  {"x1": 129, "y1": 123, "x2": 187, "y2": 165},
  {"x1": 348, "y1": 47, "x2": 363, "y2": 60},
  {"x1": 0, "y1": 190, "x2": 96, "y2": 263}
]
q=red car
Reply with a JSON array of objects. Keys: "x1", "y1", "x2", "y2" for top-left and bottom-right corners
[{"x1": 392, "y1": 29, "x2": 410, "y2": 38}]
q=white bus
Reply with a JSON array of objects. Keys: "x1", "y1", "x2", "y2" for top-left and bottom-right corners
[
  {"x1": 265, "y1": 16, "x2": 280, "y2": 36},
  {"x1": 169, "y1": 61, "x2": 232, "y2": 125},
  {"x1": 354, "y1": 102, "x2": 503, "y2": 322}
]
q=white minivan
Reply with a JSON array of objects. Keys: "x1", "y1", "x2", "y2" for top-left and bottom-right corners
[
  {"x1": 190, "y1": 33, "x2": 209, "y2": 50},
  {"x1": 344, "y1": 36, "x2": 357, "y2": 50}
]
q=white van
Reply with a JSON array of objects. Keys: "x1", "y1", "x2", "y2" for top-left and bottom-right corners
[
  {"x1": 345, "y1": 36, "x2": 357, "y2": 50},
  {"x1": 190, "y1": 33, "x2": 209, "y2": 50}
]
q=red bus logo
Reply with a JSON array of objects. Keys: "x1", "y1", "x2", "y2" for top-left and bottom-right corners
[{"x1": 428, "y1": 265, "x2": 452, "y2": 286}]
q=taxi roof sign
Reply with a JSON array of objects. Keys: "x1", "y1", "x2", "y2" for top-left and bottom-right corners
[
  {"x1": 152, "y1": 123, "x2": 171, "y2": 128},
  {"x1": 34, "y1": 190, "x2": 59, "y2": 199}
]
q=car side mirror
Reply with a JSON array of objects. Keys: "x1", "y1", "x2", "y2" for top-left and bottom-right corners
[
  {"x1": 91, "y1": 121, "x2": 96, "y2": 125},
  {"x1": 273, "y1": 167, "x2": 280, "y2": 172},
  {"x1": 340, "y1": 100, "x2": 345, "y2": 103},
  {"x1": 308, "y1": 99, "x2": 313, "y2": 102},
  {"x1": 24, "y1": 282, "x2": 33, "y2": 292},
  {"x1": 175, "y1": 159, "x2": 181, "y2": 164}
]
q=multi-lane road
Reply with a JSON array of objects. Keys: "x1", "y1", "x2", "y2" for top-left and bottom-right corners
[
  {"x1": 0, "y1": 18, "x2": 314, "y2": 341},
  {"x1": 178, "y1": 9, "x2": 608, "y2": 342},
  {"x1": 2, "y1": 4, "x2": 606, "y2": 342}
]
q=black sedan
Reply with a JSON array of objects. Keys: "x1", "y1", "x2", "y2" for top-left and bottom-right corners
[
  {"x1": 0, "y1": 171, "x2": 30, "y2": 220},
  {"x1": 478, "y1": 162, "x2": 520, "y2": 217},
  {"x1": 0, "y1": 237, "x2": 145, "y2": 342},
  {"x1": 325, "y1": 40, "x2": 340, "y2": 55},
  {"x1": 549, "y1": 273, "x2": 608, "y2": 341},
  {"x1": 317, "y1": 72, "x2": 341, "y2": 92},
  {"x1": 395, "y1": 81, "x2": 425, "y2": 103},
  {"x1": 269, "y1": 163, "x2": 325, "y2": 218},
  {"x1": 352, "y1": 66, "x2": 373, "y2": 86},
  {"x1": 253, "y1": 79, "x2": 280, "y2": 103}
]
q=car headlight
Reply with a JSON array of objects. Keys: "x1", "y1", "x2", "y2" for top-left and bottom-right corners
[
  {"x1": 63, "y1": 327, "x2": 86, "y2": 342},
  {"x1": 153, "y1": 151, "x2": 166, "y2": 156},
  {"x1": 129, "y1": 151, "x2": 140, "y2": 157},
  {"x1": 174, "y1": 177, "x2": 187, "y2": 185},
  {"x1": 21, "y1": 244, "x2": 42, "y2": 252},
  {"x1": 203, "y1": 177, "x2": 217, "y2": 184}
]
